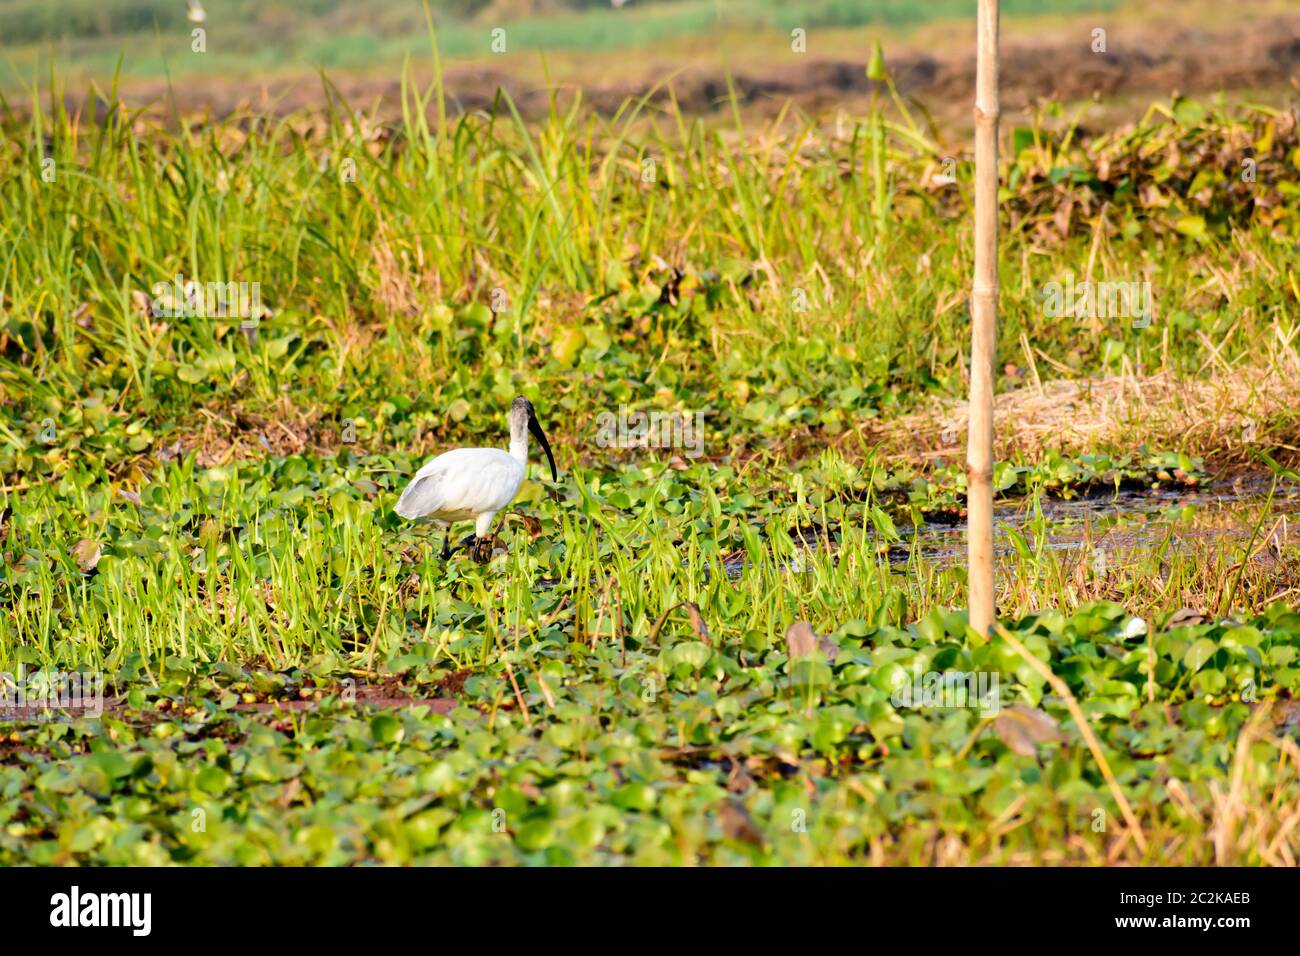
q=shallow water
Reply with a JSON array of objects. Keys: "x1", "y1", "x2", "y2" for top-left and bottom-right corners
[
  {"x1": 715, "y1": 476, "x2": 1300, "y2": 578},
  {"x1": 895, "y1": 476, "x2": 1300, "y2": 567},
  {"x1": 529, "y1": 476, "x2": 1299, "y2": 587}
]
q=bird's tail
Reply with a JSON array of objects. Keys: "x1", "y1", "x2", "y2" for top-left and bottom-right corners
[{"x1": 393, "y1": 479, "x2": 425, "y2": 519}]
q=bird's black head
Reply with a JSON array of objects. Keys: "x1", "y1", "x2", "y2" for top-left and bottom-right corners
[{"x1": 511, "y1": 396, "x2": 557, "y2": 483}]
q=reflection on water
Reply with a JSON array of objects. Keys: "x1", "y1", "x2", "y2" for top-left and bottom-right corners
[
  {"x1": 717, "y1": 477, "x2": 1300, "y2": 578},
  {"x1": 892, "y1": 476, "x2": 1299, "y2": 566}
]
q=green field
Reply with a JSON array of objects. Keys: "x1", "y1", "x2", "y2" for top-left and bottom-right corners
[{"x1": 2, "y1": 12, "x2": 1300, "y2": 865}]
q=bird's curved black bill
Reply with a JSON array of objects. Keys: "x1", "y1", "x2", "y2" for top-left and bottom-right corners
[{"x1": 528, "y1": 414, "x2": 558, "y2": 483}]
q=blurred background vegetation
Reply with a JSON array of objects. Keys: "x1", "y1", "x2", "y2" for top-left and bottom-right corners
[{"x1": 0, "y1": 0, "x2": 1123, "y2": 80}]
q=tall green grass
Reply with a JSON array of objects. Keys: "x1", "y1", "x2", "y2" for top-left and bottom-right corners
[{"x1": 3, "y1": 59, "x2": 1292, "y2": 450}]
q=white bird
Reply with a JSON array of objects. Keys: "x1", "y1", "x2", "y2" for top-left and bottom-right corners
[{"x1": 394, "y1": 396, "x2": 558, "y2": 562}]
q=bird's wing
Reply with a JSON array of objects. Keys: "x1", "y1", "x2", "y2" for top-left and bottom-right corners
[
  {"x1": 394, "y1": 461, "x2": 449, "y2": 518},
  {"x1": 394, "y1": 448, "x2": 523, "y2": 519}
]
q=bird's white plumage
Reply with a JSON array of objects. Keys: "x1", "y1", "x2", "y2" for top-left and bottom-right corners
[
  {"x1": 394, "y1": 397, "x2": 555, "y2": 560},
  {"x1": 395, "y1": 447, "x2": 526, "y2": 535}
]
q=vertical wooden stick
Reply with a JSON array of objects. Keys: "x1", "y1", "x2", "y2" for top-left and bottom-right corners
[{"x1": 968, "y1": 0, "x2": 1000, "y2": 635}]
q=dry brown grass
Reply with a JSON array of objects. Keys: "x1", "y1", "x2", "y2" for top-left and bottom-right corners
[
  {"x1": 869, "y1": 321, "x2": 1300, "y2": 468},
  {"x1": 184, "y1": 395, "x2": 336, "y2": 468}
]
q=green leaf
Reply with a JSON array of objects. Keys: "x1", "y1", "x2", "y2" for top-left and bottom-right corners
[
  {"x1": 87, "y1": 750, "x2": 132, "y2": 781},
  {"x1": 550, "y1": 327, "x2": 587, "y2": 367},
  {"x1": 866, "y1": 41, "x2": 888, "y2": 82},
  {"x1": 370, "y1": 714, "x2": 404, "y2": 744},
  {"x1": 194, "y1": 765, "x2": 231, "y2": 795},
  {"x1": 1182, "y1": 638, "x2": 1218, "y2": 673}
]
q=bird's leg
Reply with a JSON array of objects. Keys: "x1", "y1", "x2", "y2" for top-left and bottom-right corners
[
  {"x1": 470, "y1": 512, "x2": 498, "y2": 564},
  {"x1": 438, "y1": 527, "x2": 452, "y2": 561}
]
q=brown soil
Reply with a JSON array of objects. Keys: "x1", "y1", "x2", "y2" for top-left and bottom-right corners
[
  {"x1": 0, "y1": 679, "x2": 460, "y2": 724},
  {"x1": 233, "y1": 694, "x2": 457, "y2": 715},
  {"x1": 43, "y1": 15, "x2": 1300, "y2": 125}
]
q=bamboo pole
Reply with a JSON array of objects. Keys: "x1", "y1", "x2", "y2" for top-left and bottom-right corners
[{"x1": 968, "y1": 0, "x2": 1000, "y2": 635}]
